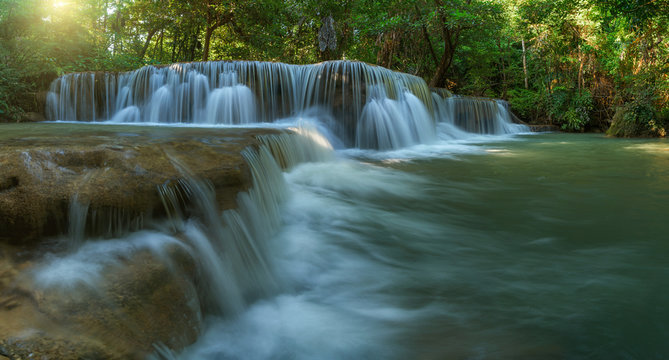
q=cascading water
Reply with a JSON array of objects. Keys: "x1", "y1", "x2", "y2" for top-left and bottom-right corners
[
  {"x1": 432, "y1": 94, "x2": 528, "y2": 134},
  {"x1": 45, "y1": 61, "x2": 527, "y2": 150},
  {"x1": 12, "y1": 58, "x2": 663, "y2": 360},
  {"x1": 27, "y1": 125, "x2": 337, "y2": 357},
  {"x1": 205, "y1": 73, "x2": 256, "y2": 125},
  {"x1": 356, "y1": 85, "x2": 436, "y2": 150},
  {"x1": 155, "y1": 129, "x2": 335, "y2": 316},
  {"x1": 17, "y1": 60, "x2": 540, "y2": 359}
]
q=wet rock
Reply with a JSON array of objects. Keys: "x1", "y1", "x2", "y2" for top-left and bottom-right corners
[
  {"x1": 33, "y1": 248, "x2": 199, "y2": 358},
  {"x1": 0, "y1": 123, "x2": 284, "y2": 245},
  {"x1": 528, "y1": 124, "x2": 560, "y2": 132},
  {"x1": 20, "y1": 112, "x2": 45, "y2": 123},
  {"x1": 0, "y1": 227, "x2": 202, "y2": 359},
  {"x1": 0, "y1": 335, "x2": 120, "y2": 360}
]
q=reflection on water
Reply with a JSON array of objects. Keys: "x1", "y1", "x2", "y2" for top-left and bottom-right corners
[{"x1": 624, "y1": 143, "x2": 669, "y2": 154}]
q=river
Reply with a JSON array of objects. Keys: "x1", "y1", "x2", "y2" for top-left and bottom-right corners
[
  {"x1": 32, "y1": 60, "x2": 669, "y2": 359},
  {"x1": 164, "y1": 132, "x2": 669, "y2": 360}
]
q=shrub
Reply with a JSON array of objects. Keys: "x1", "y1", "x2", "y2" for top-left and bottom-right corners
[
  {"x1": 0, "y1": 62, "x2": 29, "y2": 122},
  {"x1": 561, "y1": 90, "x2": 594, "y2": 131},
  {"x1": 507, "y1": 88, "x2": 541, "y2": 122},
  {"x1": 543, "y1": 87, "x2": 593, "y2": 132}
]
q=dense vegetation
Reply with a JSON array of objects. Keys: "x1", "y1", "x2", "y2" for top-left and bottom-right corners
[{"x1": 1, "y1": 0, "x2": 667, "y2": 136}]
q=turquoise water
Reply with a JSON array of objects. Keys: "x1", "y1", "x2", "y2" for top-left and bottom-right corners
[
  {"x1": 40, "y1": 59, "x2": 666, "y2": 358},
  {"x1": 175, "y1": 133, "x2": 669, "y2": 359},
  {"x1": 387, "y1": 133, "x2": 669, "y2": 358},
  {"x1": 23, "y1": 126, "x2": 668, "y2": 359}
]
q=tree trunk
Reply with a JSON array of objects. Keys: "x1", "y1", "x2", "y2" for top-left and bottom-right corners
[
  {"x1": 577, "y1": 51, "x2": 584, "y2": 92},
  {"x1": 521, "y1": 38, "x2": 528, "y2": 89},
  {"x1": 114, "y1": 3, "x2": 122, "y2": 55},
  {"x1": 190, "y1": 28, "x2": 199, "y2": 61},
  {"x1": 429, "y1": 48, "x2": 452, "y2": 88},
  {"x1": 428, "y1": 1, "x2": 463, "y2": 88},
  {"x1": 139, "y1": 28, "x2": 158, "y2": 60},
  {"x1": 498, "y1": 38, "x2": 507, "y2": 97},
  {"x1": 318, "y1": 15, "x2": 337, "y2": 61},
  {"x1": 414, "y1": 5, "x2": 438, "y2": 66},
  {"x1": 103, "y1": 0, "x2": 108, "y2": 33},
  {"x1": 171, "y1": 30, "x2": 177, "y2": 62},
  {"x1": 155, "y1": 30, "x2": 164, "y2": 59},
  {"x1": 421, "y1": 26, "x2": 439, "y2": 67},
  {"x1": 429, "y1": 28, "x2": 456, "y2": 88},
  {"x1": 203, "y1": 27, "x2": 214, "y2": 61}
]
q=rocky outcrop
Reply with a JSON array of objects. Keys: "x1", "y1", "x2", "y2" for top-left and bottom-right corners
[
  {"x1": 528, "y1": 124, "x2": 560, "y2": 132},
  {"x1": 0, "y1": 122, "x2": 282, "y2": 245},
  {"x1": 0, "y1": 123, "x2": 287, "y2": 359},
  {"x1": 19, "y1": 112, "x2": 46, "y2": 123}
]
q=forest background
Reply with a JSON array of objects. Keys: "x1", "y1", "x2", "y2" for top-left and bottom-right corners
[{"x1": 0, "y1": 0, "x2": 667, "y2": 136}]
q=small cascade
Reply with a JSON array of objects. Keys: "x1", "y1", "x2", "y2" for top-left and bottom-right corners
[
  {"x1": 432, "y1": 94, "x2": 529, "y2": 134},
  {"x1": 258, "y1": 125, "x2": 335, "y2": 169},
  {"x1": 109, "y1": 105, "x2": 140, "y2": 123},
  {"x1": 24, "y1": 129, "x2": 336, "y2": 358},
  {"x1": 204, "y1": 72, "x2": 257, "y2": 124},
  {"x1": 63, "y1": 169, "x2": 147, "y2": 245},
  {"x1": 356, "y1": 86, "x2": 436, "y2": 149},
  {"x1": 154, "y1": 129, "x2": 334, "y2": 315},
  {"x1": 68, "y1": 193, "x2": 90, "y2": 246}
]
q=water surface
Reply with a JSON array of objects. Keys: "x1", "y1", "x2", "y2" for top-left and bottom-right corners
[{"x1": 179, "y1": 133, "x2": 669, "y2": 359}]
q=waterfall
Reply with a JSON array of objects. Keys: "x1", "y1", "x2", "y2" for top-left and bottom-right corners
[
  {"x1": 204, "y1": 78, "x2": 256, "y2": 125},
  {"x1": 432, "y1": 94, "x2": 529, "y2": 134},
  {"x1": 27, "y1": 127, "x2": 335, "y2": 359},
  {"x1": 356, "y1": 86, "x2": 436, "y2": 149},
  {"x1": 46, "y1": 61, "x2": 527, "y2": 149},
  {"x1": 152, "y1": 127, "x2": 334, "y2": 315}
]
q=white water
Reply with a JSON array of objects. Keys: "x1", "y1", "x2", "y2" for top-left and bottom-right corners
[
  {"x1": 34, "y1": 60, "x2": 535, "y2": 358},
  {"x1": 46, "y1": 61, "x2": 527, "y2": 149},
  {"x1": 25, "y1": 115, "x2": 527, "y2": 358},
  {"x1": 157, "y1": 154, "x2": 438, "y2": 360},
  {"x1": 159, "y1": 124, "x2": 535, "y2": 359},
  {"x1": 29, "y1": 127, "x2": 669, "y2": 359},
  {"x1": 29, "y1": 121, "x2": 342, "y2": 342},
  {"x1": 33, "y1": 231, "x2": 186, "y2": 291}
]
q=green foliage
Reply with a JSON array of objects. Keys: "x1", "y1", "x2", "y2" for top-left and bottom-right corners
[
  {"x1": 0, "y1": 0, "x2": 667, "y2": 132},
  {"x1": 607, "y1": 96, "x2": 666, "y2": 137},
  {"x1": 543, "y1": 86, "x2": 594, "y2": 131},
  {"x1": 547, "y1": 86, "x2": 570, "y2": 121},
  {"x1": 507, "y1": 88, "x2": 542, "y2": 121},
  {"x1": 0, "y1": 61, "x2": 28, "y2": 121},
  {"x1": 659, "y1": 107, "x2": 669, "y2": 126},
  {"x1": 561, "y1": 90, "x2": 594, "y2": 131},
  {"x1": 607, "y1": 68, "x2": 668, "y2": 137}
]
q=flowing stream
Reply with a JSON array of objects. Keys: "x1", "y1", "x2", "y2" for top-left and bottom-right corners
[
  {"x1": 29, "y1": 61, "x2": 669, "y2": 359},
  {"x1": 149, "y1": 132, "x2": 665, "y2": 360}
]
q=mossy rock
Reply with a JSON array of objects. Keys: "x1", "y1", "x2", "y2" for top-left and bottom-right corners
[
  {"x1": 0, "y1": 123, "x2": 284, "y2": 245},
  {"x1": 607, "y1": 102, "x2": 666, "y2": 138}
]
